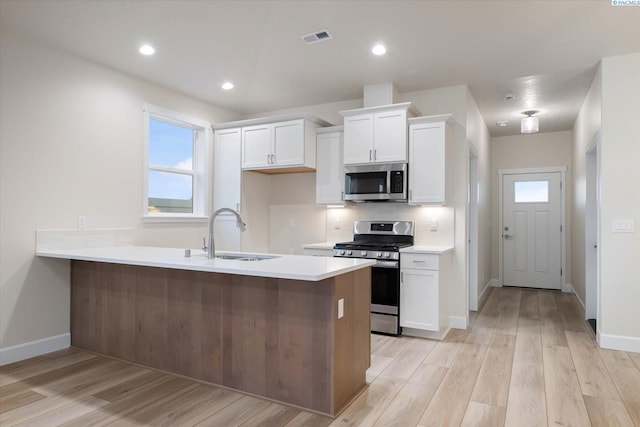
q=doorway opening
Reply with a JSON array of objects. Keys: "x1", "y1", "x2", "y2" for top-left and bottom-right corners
[
  {"x1": 585, "y1": 135, "x2": 600, "y2": 335},
  {"x1": 468, "y1": 147, "x2": 479, "y2": 311}
]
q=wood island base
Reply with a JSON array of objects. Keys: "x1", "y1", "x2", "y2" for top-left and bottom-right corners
[{"x1": 70, "y1": 260, "x2": 371, "y2": 416}]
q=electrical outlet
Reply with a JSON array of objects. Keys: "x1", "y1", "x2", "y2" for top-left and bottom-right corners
[
  {"x1": 288, "y1": 218, "x2": 295, "y2": 228},
  {"x1": 77, "y1": 215, "x2": 86, "y2": 229},
  {"x1": 337, "y1": 298, "x2": 344, "y2": 319},
  {"x1": 430, "y1": 219, "x2": 438, "y2": 232},
  {"x1": 612, "y1": 220, "x2": 634, "y2": 233}
]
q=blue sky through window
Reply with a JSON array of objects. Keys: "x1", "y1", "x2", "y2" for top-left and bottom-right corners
[{"x1": 148, "y1": 118, "x2": 193, "y2": 200}]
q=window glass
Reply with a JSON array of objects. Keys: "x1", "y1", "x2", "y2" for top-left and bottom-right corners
[
  {"x1": 514, "y1": 180, "x2": 549, "y2": 203},
  {"x1": 148, "y1": 118, "x2": 193, "y2": 170},
  {"x1": 148, "y1": 170, "x2": 193, "y2": 213}
]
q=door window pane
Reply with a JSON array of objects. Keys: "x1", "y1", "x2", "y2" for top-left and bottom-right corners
[{"x1": 514, "y1": 180, "x2": 549, "y2": 203}]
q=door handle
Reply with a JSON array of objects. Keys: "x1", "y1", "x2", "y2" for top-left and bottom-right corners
[
  {"x1": 373, "y1": 149, "x2": 377, "y2": 161},
  {"x1": 369, "y1": 149, "x2": 372, "y2": 161},
  {"x1": 503, "y1": 234, "x2": 514, "y2": 239}
]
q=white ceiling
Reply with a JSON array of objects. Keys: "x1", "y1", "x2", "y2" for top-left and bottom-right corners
[{"x1": 2, "y1": 0, "x2": 639, "y2": 136}]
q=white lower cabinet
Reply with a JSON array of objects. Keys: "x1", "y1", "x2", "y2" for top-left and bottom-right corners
[{"x1": 400, "y1": 251, "x2": 451, "y2": 339}]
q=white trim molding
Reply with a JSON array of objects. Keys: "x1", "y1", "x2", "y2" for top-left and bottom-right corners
[
  {"x1": 449, "y1": 316, "x2": 468, "y2": 330},
  {"x1": 570, "y1": 284, "x2": 587, "y2": 312},
  {"x1": 599, "y1": 332, "x2": 640, "y2": 353},
  {"x1": 476, "y1": 280, "x2": 494, "y2": 310},
  {"x1": 0, "y1": 333, "x2": 70, "y2": 366}
]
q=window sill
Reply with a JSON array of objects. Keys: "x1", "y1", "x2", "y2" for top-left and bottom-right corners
[{"x1": 142, "y1": 215, "x2": 209, "y2": 224}]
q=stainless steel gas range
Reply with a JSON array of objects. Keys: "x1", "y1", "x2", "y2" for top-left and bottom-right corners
[{"x1": 333, "y1": 221, "x2": 414, "y2": 335}]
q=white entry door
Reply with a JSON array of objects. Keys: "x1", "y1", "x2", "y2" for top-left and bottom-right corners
[{"x1": 502, "y1": 172, "x2": 562, "y2": 290}]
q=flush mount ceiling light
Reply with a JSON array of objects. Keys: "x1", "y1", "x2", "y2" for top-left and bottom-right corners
[
  {"x1": 139, "y1": 44, "x2": 155, "y2": 55},
  {"x1": 221, "y1": 81, "x2": 234, "y2": 90},
  {"x1": 371, "y1": 44, "x2": 386, "y2": 56},
  {"x1": 520, "y1": 110, "x2": 539, "y2": 134},
  {"x1": 496, "y1": 120, "x2": 509, "y2": 128}
]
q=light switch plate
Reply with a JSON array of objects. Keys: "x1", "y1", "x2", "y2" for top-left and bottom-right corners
[
  {"x1": 612, "y1": 220, "x2": 634, "y2": 233},
  {"x1": 337, "y1": 298, "x2": 344, "y2": 319}
]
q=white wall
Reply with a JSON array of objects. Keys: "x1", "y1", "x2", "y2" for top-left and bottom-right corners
[
  {"x1": 466, "y1": 89, "x2": 492, "y2": 307},
  {"x1": 599, "y1": 53, "x2": 640, "y2": 349},
  {"x1": 490, "y1": 131, "x2": 573, "y2": 284},
  {"x1": 0, "y1": 33, "x2": 240, "y2": 351}
]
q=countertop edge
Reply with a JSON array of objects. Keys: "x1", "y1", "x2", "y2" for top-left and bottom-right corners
[{"x1": 36, "y1": 247, "x2": 376, "y2": 282}]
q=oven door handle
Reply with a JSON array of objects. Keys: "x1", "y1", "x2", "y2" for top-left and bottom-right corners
[{"x1": 374, "y1": 260, "x2": 399, "y2": 269}]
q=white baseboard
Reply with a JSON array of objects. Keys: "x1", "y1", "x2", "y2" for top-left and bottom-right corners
[
  {"x1": 489, "y1": 279, "x2": 501, "y2": 288},
  {"x1": 477, "y1": 280, "x2": 493, "y2": 309},
  {"x1": 0, "y1": 333, "x2": 70, "y2": 366},
  {"x1": 449, "y1": 316, "x2": 468, "y2": 330},
  {"x1": 598, "y1": 332, "x2": 640, "y2": 353},
  {"x1": 562, "y1": 282, "x2": 572, "y2": 293},
  {"x1": 402, "y1": 326, "x2": 450, "y2": 341},
  {"x1": 570, "y1": 284, "x2": 586, "y2": 312}
]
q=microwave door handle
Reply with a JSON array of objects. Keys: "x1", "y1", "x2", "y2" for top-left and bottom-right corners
[{"x1": 387, "y1": 171, "x2": 391, "y2": 194}]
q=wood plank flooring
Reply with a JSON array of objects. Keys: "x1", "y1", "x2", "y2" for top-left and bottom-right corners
[{"x1": 1, "y1": 287, "x2": 639, "y2": 426}]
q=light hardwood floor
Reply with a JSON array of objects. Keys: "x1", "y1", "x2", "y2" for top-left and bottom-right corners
[{"x1": 1, "y1": 287, "x2": 639, "y2": 426}]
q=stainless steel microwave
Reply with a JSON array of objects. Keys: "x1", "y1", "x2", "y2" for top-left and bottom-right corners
[{"x1": 344, "y1": 163, "x2": 407, "y2": 202}]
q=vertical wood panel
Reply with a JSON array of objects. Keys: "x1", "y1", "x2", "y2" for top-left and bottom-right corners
[{"x1": 69, "y1": 261, "x2": 369, "y2": 416}]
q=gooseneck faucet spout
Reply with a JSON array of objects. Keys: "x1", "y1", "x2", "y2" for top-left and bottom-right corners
[{"x1": 208, "y1": 208, "x2": 246, "y2": 259}]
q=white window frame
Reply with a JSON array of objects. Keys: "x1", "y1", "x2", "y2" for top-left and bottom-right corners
[{"x1": 142, "y1": 103, "x2": 212, "y2": 222}]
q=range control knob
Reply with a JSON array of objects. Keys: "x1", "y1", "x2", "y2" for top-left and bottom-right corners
[
  {"x1": 393, "y1": 253, "x2": 399, "y2": 260},
  {"x1": 347, "y1": 250, "x2": 353, "y2": 256},
  {"x1": 384, "y1": 252, "x2": 391, "y2": 258},
  {"x1": 376, "y1": 252, "x2": 382, "y2": 257},
  {"x1": 361, "y1": 251, "x2": 368, "y2": 257},
  {"x1": 340, "y1": 250, "x2": 346, "y2": 255}
]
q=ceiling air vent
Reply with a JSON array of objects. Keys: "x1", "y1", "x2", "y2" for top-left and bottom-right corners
[{"x1": 301, "y1": 30, "x2": 332, "y2": 44}]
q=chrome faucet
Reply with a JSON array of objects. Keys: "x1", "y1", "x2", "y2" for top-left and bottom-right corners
[{"x1": 208, "y1": 208, "x2": 246, "y2": 259}]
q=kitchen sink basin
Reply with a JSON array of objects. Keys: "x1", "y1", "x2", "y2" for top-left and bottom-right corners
[{"x1": 215, "y1": 254, "x2": 279, "y2": 261}]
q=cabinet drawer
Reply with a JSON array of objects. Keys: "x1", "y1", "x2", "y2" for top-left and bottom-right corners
[{"x1": 401, "y1": 253, "x2": 439, "y2": 270}]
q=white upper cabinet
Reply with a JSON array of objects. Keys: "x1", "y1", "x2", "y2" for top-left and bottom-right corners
[
  {"x1": 214, "y1": 114, "x2": 329, "y2": 173},
  {"x1": 408, "y1": 114, "x2": 454, "y2": 205},
  {"x1": 343, "y1": 115, "x2": 374, "y2": 164},
  {"x1": 272, "y1": 120, "x2": 305, "y2": 167},
  {"x1": 315, "y1": 126, "x2": 344, "y2": 205},
  {"x1": 213, "y1": 128, "x2": 242, "y2": 213},
  {"x1": 241, "y1": 124, "x2": 271, "y2": 169},
  {"x1": 340, "y1": 103, "x2": 415, "y2": 165},
  {"x1": 213, "y1": 113, "x2": 331, "y2": 173}
]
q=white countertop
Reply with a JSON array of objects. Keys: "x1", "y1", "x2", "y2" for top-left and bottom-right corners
[
  {"x1": 36, "y1": 245, "x2": 375, "y2": 282},
  {"x1": 400, "y1": 245, "x2": 454, "y2": 254}
]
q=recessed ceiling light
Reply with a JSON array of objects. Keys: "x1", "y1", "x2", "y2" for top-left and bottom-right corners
[
  {"x1": 222, "y1": 81, "x2": 234, "y2": 90},
  {"x1": 139, "y1": 44, "x2": 155, "y2": 56},
  {"x1": 371, "y1": 44, "x2": 386, "y2": 56},
  {"x1": 496, "y1": 120, "x2": 509, "y2": 127}
]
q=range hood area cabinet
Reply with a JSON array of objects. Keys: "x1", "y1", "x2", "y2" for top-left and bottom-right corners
[
  {"x1": 213, "y1": 114, "x2": 331, "y2": 174},
  {"x1": 315, "y1": 126, "x2": 345, "y2": 205},
  {"x1": 408, "y1": 114, "x2": 454, "y2": 205},
  {"x1": 340, "y1": 102, "x2": 418, "y2": 166}
]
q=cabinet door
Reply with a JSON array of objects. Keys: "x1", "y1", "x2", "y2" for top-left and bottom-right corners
[
  {"x1": 273, "y1": 120, "x2": 304, "y2": 166},
  {"x1": 373, "y1": 109, "x2": 407, "y2": 163},
  {"x1": 343, "y1": 114, "x2": 374, "y2": 165},
  {"x1": 214, "y1": 128, "x2": 242, "y2": 213},
  {"x1": 400, "y1": 268, "x2": 439, "y2": 331},
  {"x1": 409, "y1": 122, "x2": 446, "y2": 204},
  {"x1": 242, "y1": 124, "x2": 271, "y2": 169},
  {"x1": 316, "y1": 131, "x2": 344, "y2": 205}
]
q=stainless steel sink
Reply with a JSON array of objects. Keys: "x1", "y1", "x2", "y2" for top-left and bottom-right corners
[{"x1": 215, "y1": 254, "x2": 279, "y2": 261}]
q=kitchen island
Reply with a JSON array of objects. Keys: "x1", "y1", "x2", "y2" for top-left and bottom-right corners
[{"x1": 37, "y1": 246, "x2": 375, "y2": 416}]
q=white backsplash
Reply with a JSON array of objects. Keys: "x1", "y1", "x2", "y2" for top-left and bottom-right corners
[{"x1": 325, "y1": 204, "x2": 454, "y2": 246}]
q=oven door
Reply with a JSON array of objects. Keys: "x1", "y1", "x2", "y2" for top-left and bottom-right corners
[{"x1": 370, "y1": 260, "x2": 399, "y2": 315}]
